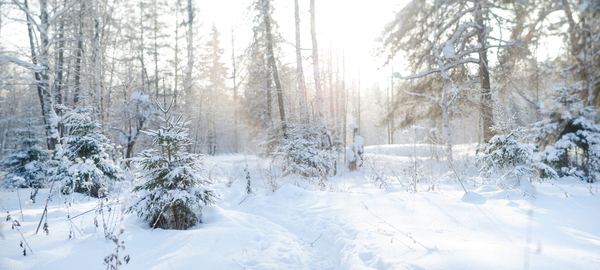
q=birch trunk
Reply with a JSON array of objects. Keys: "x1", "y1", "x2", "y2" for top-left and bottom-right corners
[{"x1": 441, "y1": 86, "x2": 453, "y2": 162}]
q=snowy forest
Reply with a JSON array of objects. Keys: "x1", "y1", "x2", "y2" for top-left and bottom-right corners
[{"x1": 0, "y1": 0, "x2": 599, "y2": 269}]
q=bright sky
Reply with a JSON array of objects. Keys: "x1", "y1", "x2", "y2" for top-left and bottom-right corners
[{"x1": 199, "y1": 0, "x2": 410, "y2": 90}]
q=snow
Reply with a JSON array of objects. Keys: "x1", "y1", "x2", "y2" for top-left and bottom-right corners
[
  {"x1": 130, "y1": 92, "x2": 149, "y2": 102},
  {"x1": 442, "y1": 41, "x2": 455, "y2": 59},
  {"x1": 1, "y1": 150, "x2": 600, "y2": 269}
]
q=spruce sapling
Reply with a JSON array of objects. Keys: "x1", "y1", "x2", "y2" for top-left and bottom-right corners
[
  {"x1": 128, "y1": 100, "x2": 216, "y2": 230},
  {"x1": 49, "y1": 106, "x2": 124, "y2": 197},
  {"x1": 478, "y1": 110, "x2": 557, "y2": 191},
  {"x1": 245, "y1": 165, "x2": 253, "y2": 195},
  {"x1": 0, "y1": 117, "x2": 50, "y2": 201}
]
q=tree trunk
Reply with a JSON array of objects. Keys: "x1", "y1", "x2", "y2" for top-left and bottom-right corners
[
  {"x1": 92, "y1": 0, "x2": 102, "y2": 126},
  {"x1": 231, "y1": 27, "x2": 239, "y2": 152},
  {"x1": 73, "y1": 0, "x2": 84, "y2": 105},
  {"x1": 310, "y1": 0, "x2": 325, "y2": 124},
  {"x1": 173, "y1": 7, "x2": 179, "y2": 108},
  {"x1": 441, "y1": 86, "x2": 453, "y2": 162},
  {"x1": 32, "y1": 0, "x2": 60, "y2": 151},
  {"x1": 184, "y1": 0, "x2": 194, "y2": 106},
  {"x1": 53, "y1": 14, "x2": 65, "y2": 107},
  {"x1": 328, "y1": 48, "x2": 334, "y2": 125},
  {"x1": 342, "y1": 51, "x2": 347, "y2": 163},
  {"x1": 476, "y1": 0, "x2": 494, "y2": 142},
  {"x1": 154, "y1": 0, "x2": 159, "y2": 99},
  {"x1": 266, "y1": 64, "x2": 272, "y2": 122},
  {"x1": 263, "y1": 0, "x2": 286, "y2": 125},
  {"x1": 294, "y1": 0, "x2": 307, "y2": 122}
]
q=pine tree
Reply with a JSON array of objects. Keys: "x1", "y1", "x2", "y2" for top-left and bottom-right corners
[
  {"x1": 128, "y1": 100, "x2": 216, "y2": 230},
  {"x1": 0, "y1": 118, "x2": 50, "y2": 191},
  {"x1": 50, "y1": 106, "x2": 124, "y2": 197}
]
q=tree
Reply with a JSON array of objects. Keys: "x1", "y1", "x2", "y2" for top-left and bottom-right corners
[
  {"x1": 559, "y1": 0, "x2": 600, "y2": 107},
  {"x1": 128, "y1": 101, "x2": 216, "y2": 230},
  {"x1": 3, "y1": 0, "x2": 70, "y2": 151},
  {"x1": 534, "y1": 84, "x2": 600, "y2": 183},
  {"x1": 200, "y1": 24, "x2": 230, "y2": 155},
  {"x1": 310, "y1": 0, "x2": 325, "y2": 124},
  {"x1": 50, "y1": 106, "x2": 124, "y2": 197},
  {"x1": 379, "y1": 0, "x2": 509, "y2": 160},
  {"x1": 183, "y1": 0, "x2": 195, "y2": 107},
  {"x1": 294, "y1": 0, "x2": 308, "y2": 121},
  {"x1": 478, "y1": 111, "x2": 557, "y2": 191},
  {"x1": 116, "y1": 91, "x2": 156, "y2": 166},
  {"x1": 263, "y1": 0, "x2": 286, "y2": 126},
  {"x1": 243, "y1": 0, "x2": 285, "y2": 129},
  {"x1": 0, "y1": 118, "x2": 50, "y2": 193}
]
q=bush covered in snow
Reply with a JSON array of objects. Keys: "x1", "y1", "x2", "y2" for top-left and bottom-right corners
[
  {"x1": 128, "y1": 101, "x2": 216, "y2": 230},
  {"x1": 0, "y1": 119, "x2": 50, "y2": 190},
  {"x1": 533, "y1": 84, "x2": 600, "y2": 183},
  {"x1": 49, "y1": 107, "x2": 124, "y2": 197},
  {"x1": 478, "y1": 112, "x2": 557, "y2": 189},
  {"x1": 261, "y1": 122, "x2": 337, "y2": 179}
]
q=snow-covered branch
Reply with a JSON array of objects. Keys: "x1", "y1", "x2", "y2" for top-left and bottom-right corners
[
  {"x1": 0, "y1": 74, "x2": 41, "y2": 83},
  {"x1": 404, "y1": 90, "x2": 441, "y2": 107},
  {"x1": 0, "y1": 55, "x2": 44, "y2": 72},
  {"x1": 393, "y1": 57, "x2": 479, "y2": 80}
]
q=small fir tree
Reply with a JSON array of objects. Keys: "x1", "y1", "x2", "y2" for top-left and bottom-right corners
[
  {"x1": 0, "y1": 118, "x2": 50, "y2": 195},
  {"x1": 128, "y1": 101, "x2": 216, "y2": 230},
  {"x1": 478, "y1": 111, "x2": 557, "y2": 189},
  {"x1": 533, "y1": 84, "x2": 600, "y2": 183},
  {"x1": 49, "y1": 106, "x2": 124, "y2": 197}
]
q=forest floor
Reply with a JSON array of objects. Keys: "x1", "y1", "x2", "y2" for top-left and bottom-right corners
[{"x1": 1, "y1": 145, "x2": 600, "y2": 269}]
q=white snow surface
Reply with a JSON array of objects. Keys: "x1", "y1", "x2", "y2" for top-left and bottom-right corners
[{"x1": 1, "y1": 147, "x2": 600, "y2": 269}]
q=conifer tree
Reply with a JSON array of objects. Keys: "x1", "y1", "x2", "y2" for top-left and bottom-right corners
[
  {"x1": 0, "y1": 118, "x2": 50, "y2": 192},
  {"x1": 50, "y1": 106, "x2": 124, "y2": 197},
  {"x1": 128, "y1": 100, "x2": 216, "y2": 230},
  {"x1": 534, "y1": 84, "x2": 600, "y2": 183}
]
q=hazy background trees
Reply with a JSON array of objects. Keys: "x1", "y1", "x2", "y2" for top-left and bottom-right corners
[{"x1": 0, "y1": 0, "x2": 598, "y2": 174}]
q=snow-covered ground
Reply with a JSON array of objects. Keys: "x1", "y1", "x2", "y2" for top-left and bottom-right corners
[{"x1": 1, "y1": 147, "x2": 600, "y2": 269}]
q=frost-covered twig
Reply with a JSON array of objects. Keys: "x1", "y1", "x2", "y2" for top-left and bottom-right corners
[
  {"x1": 361, "y1": 201, "x2": 433, "y2": 251},
  {"x1": 364, "y1": 157, "x2": 388, "y2": 189},
  {"x1": 427, "y1": 137, "x2": 468, "y2": 194},
  {"x1": 104, "y1": 204, "x2": 130, "y2": 270},
  {"x1": 310, "y1": 233, "x2": 323, "y2": 247},
  {"x1": 35, "y1": 179, "x2": 56, "y2": 235},
  {"x1": 4, "y1": 207, "x2": 33, "y2": 255},
  {"x1": 16, "y1": 189, "x2": 24, "y2": 222}
]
